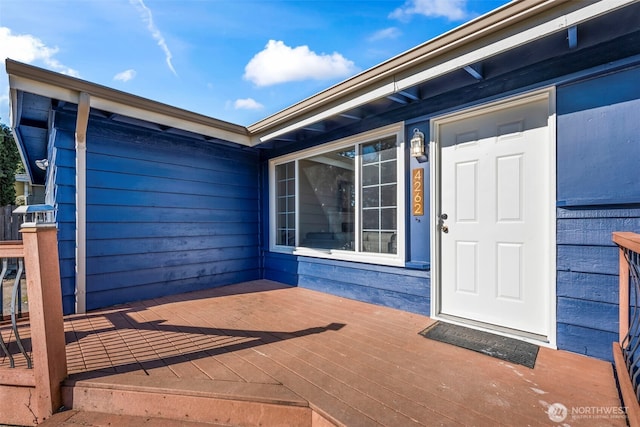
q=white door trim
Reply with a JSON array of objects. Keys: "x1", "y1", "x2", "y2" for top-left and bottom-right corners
[{"x1": 429, "y1": 88, "x2": 557, "y2": 348}]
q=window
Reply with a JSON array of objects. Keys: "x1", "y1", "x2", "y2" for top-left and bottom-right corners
[{"x1": 270, "y1": 124, "x2": 405, "y2": 266}]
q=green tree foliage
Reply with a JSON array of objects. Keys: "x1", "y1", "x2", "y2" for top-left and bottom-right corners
[{"x1": 0, "y1": 122, "x2": 23, "y2": 206}]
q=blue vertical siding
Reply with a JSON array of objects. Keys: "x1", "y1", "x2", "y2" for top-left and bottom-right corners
[{"x1": 556, "y1": 66, "x2": 640, "y2": 361}]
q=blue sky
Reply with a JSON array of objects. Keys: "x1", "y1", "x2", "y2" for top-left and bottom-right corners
[{"x1": 0, "y1": 0, "x2": 510, "y2": 127}]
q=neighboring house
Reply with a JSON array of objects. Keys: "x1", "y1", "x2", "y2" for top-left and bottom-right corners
[
  {"x1": 15, "y1": 173, "x2": 45, "y2": 205},
  {"x1": 6, "y1": 0, "x2": 640, "y2": 362}
]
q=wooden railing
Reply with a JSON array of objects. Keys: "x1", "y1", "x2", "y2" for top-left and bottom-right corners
[
  {"x1": 0, "y1": 224, "x2": 67, "y2": 426},
  {"x1": 613, "y1": 231, "x2": 640, "y2": 427}
]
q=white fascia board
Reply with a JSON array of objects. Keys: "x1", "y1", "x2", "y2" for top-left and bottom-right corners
[
  {"x1": 89, "y1": 97, "x2": 251, "y2": 146},
  {"x1": 9, "y1": 74, "x2": 251, "y2": 147},
  {"x1": 258, "y1": 82, "x2": 396, "y2": 143}
]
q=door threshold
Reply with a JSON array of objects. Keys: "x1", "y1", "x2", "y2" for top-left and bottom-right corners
[{"x1": 435, "y1": 313, "x2": 553, "y2": 348}]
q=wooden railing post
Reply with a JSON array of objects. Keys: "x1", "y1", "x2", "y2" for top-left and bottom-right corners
[
  {"x1": 613, "y1": 231, "x2": 640, "y2": 427},
  {"x1": 620, "y1": 245, "x2": 631, "y2": 343},
  {"x1": 21, "y1": 224, "x2": 67, "y2": 422}
]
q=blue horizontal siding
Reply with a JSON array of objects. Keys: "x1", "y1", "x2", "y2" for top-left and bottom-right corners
[
  {"x1": 557, "y1": 297, "x2": 618, "y2": 334},
  {"x1": 88, "y1": 170, "x2": 255, "y2": 198},
  {"x1": 87, "y1": 235, "x2": 257, "y2": 257},
  {"x1": 87, "y1": 222, "x2": 251, "y2": 239},
  {"x1": 557, "y1": 323, "x2": 617, "y2": 361},
  {"x1": 88, "y1": 188, "x2": 256, "y2": 210},
  {"x1": 86, "y1": 269, "x2": 259, "y2": 311},
  {"x1": 263, "y1": 252, "x2": 298, "y2": 285},
  {"x1": 296, "y1": 257, "x2": 430, "y2": 315},
  {"x1": 87, "y1": 257, "x2": 259, "y2": 292},
  {"x1": 555, "y1": 206, "x2": 640, "y2": 362},
  {"x1": 557, "y1": 271, "x2": 618, "y2": 305},
  {"x1": 49, "y1": 115, "x2": 261, "y2": 313},
  {"x1": 86, "y1": 205, "x2": 257, "y2": 224},
  {"x1": 556, "y1": 245, "x2": 619, "y2": 275}
]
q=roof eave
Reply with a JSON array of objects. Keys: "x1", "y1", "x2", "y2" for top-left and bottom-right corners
[{"x1": 6, "y1": 59, "x2": 252, "y2": 147}]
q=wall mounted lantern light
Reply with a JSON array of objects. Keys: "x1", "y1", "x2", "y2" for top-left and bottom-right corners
[
  {"x1": 410, "y1": 128, "x2": 428, "y2": 163},
  {"x1": 35, "y1": 159, "x2": 49, "y2": 170}
]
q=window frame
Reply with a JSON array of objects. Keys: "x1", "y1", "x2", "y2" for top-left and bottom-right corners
[{"x1": 268, "y1": 122, "x2": 406, "y2": 267}]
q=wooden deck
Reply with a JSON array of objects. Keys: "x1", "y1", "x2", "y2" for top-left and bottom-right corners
[{"x1": 40, "y1": 280, "x2": 625, "y2": 426}]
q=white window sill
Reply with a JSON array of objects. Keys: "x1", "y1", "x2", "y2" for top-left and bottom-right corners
[{"x1": 270, "y1": 246, "x2": 405, "y2": 268}]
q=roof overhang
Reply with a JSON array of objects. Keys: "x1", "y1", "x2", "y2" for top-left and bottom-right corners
[
  {"x1": 247, "y1": 0, "x2": 638, "y2": 143},
  {"x1": 6, "y1": 60, "x2": 250, "y2": 146},
  {"x1": 7, "y1": 0, "x2": 640, "y2": 174}
]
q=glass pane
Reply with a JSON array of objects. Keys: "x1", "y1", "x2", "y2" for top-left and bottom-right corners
[
  {"x1": 278, "y1": 197, "x2": 287, "y2": 212},
  {"x1": 362, "y1": 164, "x2": 379, "y2": 186},
  {"x1": 385, "y1": 233, "x2": 397, "y2": 254},
  {"x1": 381, "y1": 184, "x2": 396, "y2": 207},
  {"x1": 275, "y1": 162, "x2": 295, "y2": 247},
  {"x1": 361, "y1": 145, "x2": 380, "y2": 164},
  {"x1": 379, "y1": 138, "x2": 397, "y2": 161},
  {"x1": 277, "y1": 213, "x2": 287, "y2": 229},
  {"x1": 358, "y1": 135, "x2": 398, "y2": 254},
  {"x1": 362, "y1": 231, "x2": 380, "y2": 253},
  {"x1": 362, "y1": 187, "x2": 379, "y2": 208},
  {"x1": 381, "y1": 208, "x2": 396, "y2": 230},
  {"x1": 362, "y1": 209, "x2": 379, "y2": 229},
  {"x1": 381, "y1": 161, "x2": 396, "y2": 184},
  {"x1": 299, "y1": 147, "x2": 355, "y2": 251}
]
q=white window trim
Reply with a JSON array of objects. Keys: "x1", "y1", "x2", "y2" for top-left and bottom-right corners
[{"x1": 269, "y1": 122, "x2": 406, "y2": 267}]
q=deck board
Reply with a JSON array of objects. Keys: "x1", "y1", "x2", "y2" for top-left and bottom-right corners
[{"x1": 52, "y1": 280, "x2": 625, "y2": 426}]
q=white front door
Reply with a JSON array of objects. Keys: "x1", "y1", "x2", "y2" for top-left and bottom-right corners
[{"x1": 435, "y1": 93, "x2": 553, "y2": 339}]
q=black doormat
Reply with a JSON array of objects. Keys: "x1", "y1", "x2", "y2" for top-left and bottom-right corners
[{"x1": 419, "y1": 322, "x2": 539, "y2": 368}]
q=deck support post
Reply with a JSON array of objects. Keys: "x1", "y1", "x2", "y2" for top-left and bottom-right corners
[{"x1": 21, "y1": 224, "x2": 67, "y2": 423}]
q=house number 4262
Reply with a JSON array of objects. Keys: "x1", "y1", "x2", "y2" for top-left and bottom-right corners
[{"x1": 412, "y1": 168, "x2": 424, "y2": 216}]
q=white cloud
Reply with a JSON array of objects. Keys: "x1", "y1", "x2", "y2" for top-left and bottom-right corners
[
  {"x1": 368, "y1": 27, "x2": 402, "y2": 42},
  {"x1": 244, "y1": 40, "x2": 357, "y2": 87},
  {"x1": 129, "y1": 0, "x2": 177, "y2": 76},
  {"x1": 114, "y1": 69, "x2": 137, "y2": 82},
  {"x1": 390, "y1": 0, "x2": 470, "y2": 21},
  {"x1": 0, "y1": 26, "x2": 79, "y2": 77},
  {"x1": 234, "y1": 98, "x2": 264, "y2": 110}
]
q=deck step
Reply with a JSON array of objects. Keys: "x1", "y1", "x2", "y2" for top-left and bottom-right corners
[
  {"x1": 38, "y1": 410, "x2": 232, "y2": 426},
  {"x1": 60, "y1": 373, "x2": 329, "y2": 426}
]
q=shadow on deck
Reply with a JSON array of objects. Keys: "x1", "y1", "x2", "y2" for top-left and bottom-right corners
[{"x1": 41, "y1": 280, "x2": 624, "y2": 426}]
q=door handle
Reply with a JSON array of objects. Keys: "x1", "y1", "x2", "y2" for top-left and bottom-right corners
[{"x1": 438, "y1": 213, "x2": 448, "y2": 233}]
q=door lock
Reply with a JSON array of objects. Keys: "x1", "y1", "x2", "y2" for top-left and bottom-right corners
[{"x1": 438, "y1": 213, "x2": 449, "y2": 233}]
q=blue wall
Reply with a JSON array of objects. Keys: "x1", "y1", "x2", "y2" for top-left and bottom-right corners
[
  {"x1": 263, "y1": 252, "x2": 430, "y2": 315},
  {"x1": 556, "y1": 66, "x2": 640, "y2": 361},
  {"x1": 52, "y1": 112, "x2": 261, "y2": 313},
  {"x1": 47, "y1": 120, "x2": 78, "y2": 314}
]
